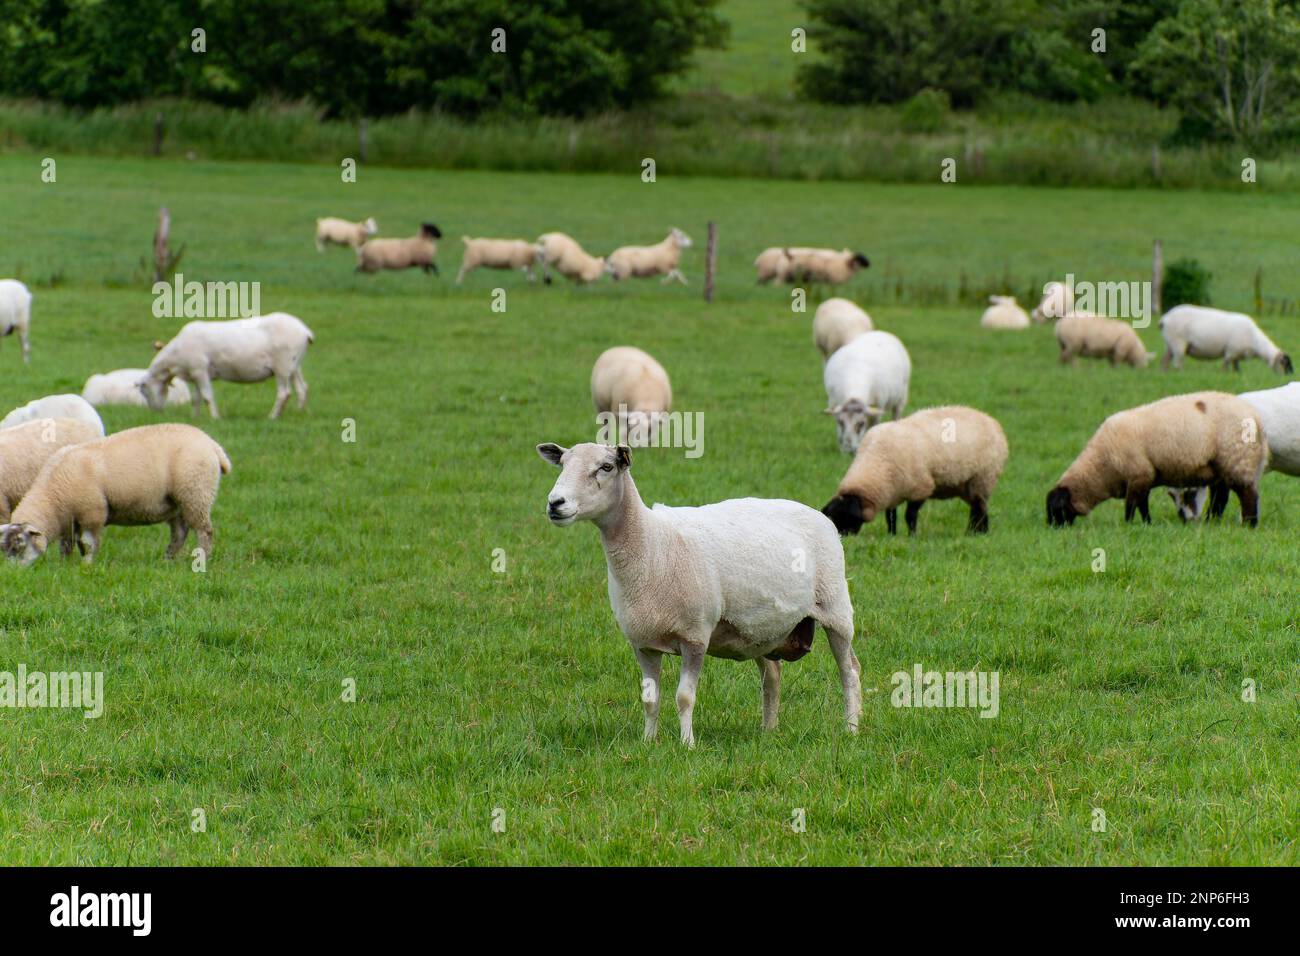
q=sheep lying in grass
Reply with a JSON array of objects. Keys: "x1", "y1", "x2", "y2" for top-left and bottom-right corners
[
  {"x1": 537, "y1": 441, "x2": 861, "y2": 747},
  {"x1": 536, "y1": 232, "x2": 609, "y2": 284},
  {"x1": 0, "y1": 418, "x2": 101, "y2": 522},
  {"x1": 456, "y1": 237, "x2": 540, "y2": 284},
  {"x1": 1056, "y1": 313, "x2": 1152, "y2": 368},
  {"x1": 140, "y1": 312, "x2": 314, "y2": 419},
  {"x1": 1, "y1": 394, "x2": 105, "y2": 435},
  {"x1": 83, "y1": 369, "x2": 189, "y2": 407},
  {"x1": 981, "y1": 295, "x2": 1030, "y2": 330},
  {"x1": 784, "y1": 248, "x2": 870, "y2": 285},
  {"x1": 813, "y1": 298, "x2": 873, "y2": 361},
  {"x1": 0, "y1": 278, "x2": 32, "y2": 363},
  {"x1": 1046, "y1": 391, "x2": 1266, "y2": 528},
  {"x1": 1168, "y1": 382, "x2": 1300, "y2": 521},
  {"x1": 356, "y1": 223, "x2": 442, "y2": 274},
  {"x1": 315, "y1": 216, "x2": 377, "y2": 251},
  {"x1": 1032, "y1": 281, "x2": 1073, "y2": 323},
  {"x1": 823, "y1": 331, "x2": 912, "y2": 453},
  {"x1": 607, "y1": 228, "x2": 692, "y2": 284},
  {"x1": 822, "y1": 406, "x2": 1008, "y2": 536},
  {"x1": 0, "y1": 423, "x2": 230, "y2": 565},
  {"x1": 1160, "y1": 304, "x2": 1293, "y2": 374},
  {"x1": 590, "y1": 347, "x2": 672, "y2": 445}
]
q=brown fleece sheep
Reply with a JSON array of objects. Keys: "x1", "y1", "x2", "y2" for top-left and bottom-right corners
[
  {"x1": 355, "y1": 223, "x2": 442, "y2": 274},
  {"x1": 0, "y1": 418, "x2": 101, "y2": 522},
  {"x1": 1055, "y1": 313, "x2": 1152, "y2": 368}
]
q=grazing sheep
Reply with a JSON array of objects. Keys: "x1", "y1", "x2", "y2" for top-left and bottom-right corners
[
  {"x1": 140, "y1": 312, "x2": 314, "y2": 419},
  {"x1": 813, "y1": 298, "x2": 873, "y2": 361},
  {"x1": 980, "y1": 295, "x2": 1031, "y2": 330},
  {"x1": 607, "y1": 228, "x2": 693, "y2": 284},
  {"x1": 456, "y1": 237, "x2": 539, "y2": 284},
  {"x1": 1056, "y1": 313, "x2": 1152, "y2": 368},
  {"x1": 784, "y1": 248, "x2": 870, "y2": 285},
  {"x1": 822, "y1": 406, "x2": 1008, "y2": 536},
  {"x1": 535, "y1": 232, "x2": 609, "y2": 284},
  {"x1": 1032, "y1": 280, "x2": 1074, "y2": 323},
  {"x1": 83, "y1": 369, "x2": 189, "y2": 408},
  {"x1": 1168, "y1": 381, "x2": 1300, "y2": 520},
  {"x1": 1160, "y1": 304, "x2": 1293, "y2": 374},
  {"x1": 1046, "y1": 391, "x2": 1266, "y2": 528},
  {"x1": 315, "y1": 216, "x2": 377, "y2": 251},
  {"x1": 355, "y1": 223, "x2": 442, "y2": 274},
  {"x1": 591, "y1": 346, "x2": 673, "y2": 444},
  {"x1": 0, "y1": 423, "x2": 231, "y2": 565},
  {"x1": 537, "y1": 441, "x2": 861, "y2": 746},
  {"x1": 0, "y1": 394, "x2": 105, "y2": 435},
  {"x1": 754, "y1": 246, "x2": 848, "y2": 284},
  {"x1": 0, "y1": 278, "x2": 32, "y2": 363},
  {"x1": 823, "y1": 331, "x2": 912, "y2": 453},
  {"x1": 0, "y1": 418, "x2": 101, "y2": 522}
]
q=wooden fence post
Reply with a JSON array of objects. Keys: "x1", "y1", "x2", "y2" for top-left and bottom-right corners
[
  {"x1": 704, "y1": 221, "x2": 718, "y2": 303},
  {"x1": 1254, "y1": 267, "x2": 1264, "y2": 316},
  {"x1": 154, "y1": 207, "x2": 171, "y2": 283},
  {"x1": 153, "y1": 112, "x2": 164, "y2": 157},
  {"x1": 1151, "y1": 239, "x2": 1162, "y2": 318}
]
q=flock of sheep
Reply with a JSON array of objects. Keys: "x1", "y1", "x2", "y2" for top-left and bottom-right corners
[{"x1": 536, "y1": 273, "x2": 1297, "y2": 746}]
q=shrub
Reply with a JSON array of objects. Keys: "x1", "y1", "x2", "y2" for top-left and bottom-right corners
[
  {"x1": 1163, "y1": 258, "x2": 1213, "y2": 310},
  {"x1": 900, "y1": 89, "x2": 951, "y2": 133}
]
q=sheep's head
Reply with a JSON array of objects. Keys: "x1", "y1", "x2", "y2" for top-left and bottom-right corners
[
  {"x1": 850, "y1": 252, "x2": 870, "y2": 271},
  {"x1": 1273, "y1": 352, "x2": 1293, "y2": 375},
  {"x1": 822, "y1": 494, "x2": 871, "y2": 535},
  {"x1": 363, "y1": 217, "x2": 378, "y2": 236},
  {"x1": 537, "y1": 442, "x2": 632, "y2": 527},
  {"x1": 0, "y1": 523, "x2": 46, "y2": 565},
  {"x1": 1033, "y1": 281, "x2": 1073, "y2": 323},
  {"x1": 137, "y1": 374, "x2": 171, "y2": 412},
  {"x1": 826, "y1": 399, "x2": 880, "y2": 454},
  {"x1": 1046, "y1": 486, "x2": 1082, "y2": 527},
  {"x1": 420, "y1": 222, "x2": 442, "y2": 239},
  {"x1": 1167, "y1": 486, "x2": 1208, "y2": 523},
  {"x1": 670, "y1": 228, "x2": 693, "y2": 249}
]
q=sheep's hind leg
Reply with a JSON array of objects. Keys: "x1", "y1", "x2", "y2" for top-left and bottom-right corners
[
  {"x1": 292, "y1": 369, "x2": 308, "y2": 410},
  {"x1": 1124, "y1": 484, "x2": 1152, "y2": 523},
  {"x1": 270, "y1": 375, "x2": 291, "y2": 419},
  {"x1": 634, "y1": 647, "x2": 662, "y2": 741},
  {"x1": 165, "y1": 517, "x2": 189, "y2": 559},
  {"x1": 885, "y1": 508, "x2": 898, "y2": 535},
  {"x1": 756, "y1": 658, "x2": 781, "y2": 731},
  {"x1": 1208, "y1": 480, "x2": 1231, "y2": 519},
  {"x1": 824, "y1": 624, "x2": 862, "y2": 734},
  {"x1": 1234, "y1": 483, "x2": 1260, "y2": 527},
  {"x1": 675, "y1": 641, "x2": 706, "y2": 748},
  {"x1": 966, "y1": 496, "x2": 990, "y2": 533}
]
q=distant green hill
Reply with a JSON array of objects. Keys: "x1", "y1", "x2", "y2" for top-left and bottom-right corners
[{"x1": 676, "y1": 0, "x2": 805, "y2": 98}]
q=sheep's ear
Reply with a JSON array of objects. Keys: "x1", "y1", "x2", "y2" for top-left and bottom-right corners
[
  {"x1": 152, "y1": 340, "x2": 165, "y2": 351},
  {"x1": 824, "y1": 405, "x2": 840, "y2": 416},
  {"x1": 536, "y1": 443, "x2": 567, "y2": 466},
  {"x1": 866, "y1": 405, "x2": 884, "y2": 416},
  {"x1": 615, "y1": 445, "x2": 632, "y2": 470}
]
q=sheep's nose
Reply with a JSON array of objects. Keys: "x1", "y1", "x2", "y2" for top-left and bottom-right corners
[{"x1": 548, "y1": 497, "x2": 566, "y2": 512}]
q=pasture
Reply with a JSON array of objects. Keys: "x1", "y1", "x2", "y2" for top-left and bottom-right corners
[{"x1": 0, "y1": 154, "x2": 1297, "y2": 864}]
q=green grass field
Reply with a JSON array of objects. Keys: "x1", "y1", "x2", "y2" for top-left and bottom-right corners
[
  {"x1": 677, "y1": 0, "x2": 804, "y2": 97},
  {"x1": 1, "y1": 154, "x2": 1298, "y2": 864}
]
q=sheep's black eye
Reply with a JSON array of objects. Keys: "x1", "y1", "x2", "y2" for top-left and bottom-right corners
[{"x1": 599, "y1": 463, "x2": 614, "y2": 473}]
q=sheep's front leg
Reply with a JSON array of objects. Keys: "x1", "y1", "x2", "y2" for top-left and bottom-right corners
[
  {"x1": 905, "y1": 500, "x2": 924, "y2": 535},
  {"x1": 291, "y1": 369, "x2": 309, "y2": 410},
  {"x1": 77, "y1": 527, "x2": 100, "y2": 564},
  {"x1": 675, "y1": 642, "x2": 706, "y2": 748},
  {"x1": 885, "y1": 507, "x2": 898, "y2": 535},
  {"x1": 634, "y1": 647, "x2": 662, "y2": 740},
  {"x1": 757, "y1": 658, "x2": 781, "y2": 730},
  {"x1": 1124, "y1": 484, "x2": 1152, "y2": 523},
  {"x1": 192, "y1": 374, "x2": 218, "y2": 418}
]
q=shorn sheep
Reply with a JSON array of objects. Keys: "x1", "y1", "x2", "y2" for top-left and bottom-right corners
[
  {"x1": 1168, "y1": 382, "x2": 1300, "y2": 521},
  {"x1": 0, "y1": 423, "x2": 231, "y2": 565},
  {"x1": 1046, "y1": 391, "x2": 1266, "y2": 528},
  {"x1": 822, "y1": 406, "x2": 1008, "y2": 536},
  {"x1": 784, "y1": 248, "x2": 870, "y2": 285},
  {"x1": 456, "y1": 237, "x2": 540, "y2": 284},
  {"x1": 315, "y1": 216, "x2": 377, "y2": 251},
  {"x1": 1160, "y1": 305, "x2": 1293, "y2": 374},
  {"x1": 535, "y1": 232, "x2": 609, "y2": 284},
  {"x1": 83, "y1": 369, "x2": 189, "y2": 407},
  {"x1": 1056, "y1": 313, "x2": 1152, "y2": 368},
  {"x1": 536, "y1": 442, "x2": 861, "y2": 746},
  {"x1": 0, "y1": 418, "x2": 101, "y2": 522},
  {"x1": 0, "y1": 278, "x2": 32, "y2": 363},
  {"x1": 1, "y1": 394, "x2": 105, "y2": 435},
  {"x1": 980, "y1": 295, "x2": 1031, "y2": 330},
  {"x1": 607, "y1": 228, "x2": 692, "y2": 284},
  {"x1": 823, "y1": 330, "x2": 912, "y2": 453},
  {"x1": 355, "y1": 223, "x2": 442, "y2": 274},
  {"x1": 140, "y1": 312, "x2": 314, "y2": 419},
  {"x1": 590, "y1": 347, "x2": 672, "y2": 445},
  {"x1": 812, "y1": 298, "x2": 873, "y2": 361}
]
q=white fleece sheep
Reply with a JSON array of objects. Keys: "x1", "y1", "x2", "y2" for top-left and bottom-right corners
[
  {"x1": 456, "y1": 237, "x2": 539, "y2": 284},
  {"x1": 315, "y1": 216, "x2": 377, "y2": 251},
  {"x1": 980, "y1": 295, "x2": 1030, "y2": 330},
  {"x1": 0, "y1": 394, "x2": 105, "y2": 435},
  {"x1": 1160, "y1": 305, "x2": 1293, "y2": 374},
  {"x1": 754, "y1": 246, "x2": 838, "y2": 284},
  {"x1": 784, "y1": 248, "x2": 870, "y2": 285},
  {"x1": 1032, "y1": 281, "x2": 1074, "y2": 323},
  {"x1": 140, "y1": 311, "x2": 314, "y2": 419},
  {"x1": 535, "y1": 232, "x2": 609, "y2": 284},
  {"x1": 537, "y1": 441, "x2": 860, "y2": 746},
  {"x1": 355, "y1": 223, "x2": 442, "y2": 274},
  {"x1": 822, "y1": 406, "x2": 1009, "y2": 536},
  {"x1": 0, "y1": 278, "x2": 32, "y2": 363},
  {"x1": 813, "y1": 298, "x2": 873, "y2": 360},
  {"x1": 0, "y1": 423, "x2": 231, "y2": 565},
  {"x1": 823, "y1": 330, "x2": 912, "y2": 453},
  {"x1": 1055, "y1": 313, "x2": 1152, "y2": 368},
  {"x1": 607, "y1": 228, "x2": 692, "y2": 284},
  {"x1": 1046, "y1": 391, "x2": 1266, "y2": 527},
  {"x1": 590, "y1": 347, "x2": 673, "y2": 444},
  {"x1": 83, "y1": 368, "x2": 189, "y2": 407},
  {"x1": 0, "y1": 418, "x2": 101, "y2": 522}
]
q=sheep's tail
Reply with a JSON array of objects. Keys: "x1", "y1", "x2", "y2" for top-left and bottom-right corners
[{"x1": 214, "y1": 442, "x2": 232, "y2": 475}]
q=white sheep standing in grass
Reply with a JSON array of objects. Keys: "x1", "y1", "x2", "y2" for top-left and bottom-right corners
[
  {"x1": 0, "y1": 418, "x2": 102, "y2": 522},
  {"x1": 140, "y1": 312, "x2": 314, "y2": 419},
  {"x1": 812, "y1": 298, "x2": 873, "y2": 360},
  {"x1": 980, "y1": 295, "x2": 1031, "y2": 330},
  {"x1": 355, "y1": 223, "x2": 442, "y2": 274},
  {"x1": 1159, "y1": 304, "x2": 1293, "y2": 374},
  {"x1": 590, "y1": 346, "x2": 672, "y2": 445},
  {"x1": 537, "y1": 441, "x2": 861, "y2": 747},
  {"x1": 823, "y1": 330, "x2": 912, "y2": 453},
  {"x1": 1055, "y1": 313, "x2": 1153, "y2": 368},
  {"x1": 607, "y1": 228, "x2": 692, "y2": 284},
  {"x1": 0, "y1": 423, "x2": 230, "y2": 565},
  {"x1": 456, "y1": 237, "x2": 540, "y2": 284},
  {"x1": 1032, "y1": 280, "x2": 1073, "y2": 323},
  {"x1": 0, "y1": 278, "x2": 32, "y2": 363},
  {"x1": 0, "y1": 394, "x2": 105, "y2": 435},
  {"x1": 822, "y1": 406, "x2": 1009, "y2": 536},
  {"x1": 1046, "y1": 391, "x2": 1266, "y2": 527},
  {"x1": 83, "y1": 369, "x2": 189, "y2": 408},
  {"x1": 535, "y1": 232, "x2": 609, "y2": 284},
  {"x1": 315, "y1": 216, "x2": 378, "y2": 251}
]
